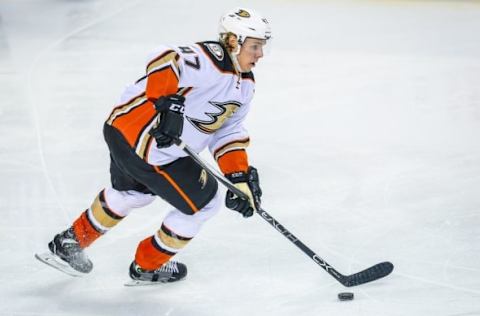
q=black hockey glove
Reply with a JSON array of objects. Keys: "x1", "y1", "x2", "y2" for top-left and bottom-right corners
[
  {"x1": 149, "y1": 94, "x2": 185, "y2": 148},
  {"x1": 225, "y1": 166, "x2": 262, "y2": 218}
]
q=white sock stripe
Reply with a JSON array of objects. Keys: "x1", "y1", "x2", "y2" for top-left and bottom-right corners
[
  {"x1": 153, "y1": 233, "x2": 179, "y2": 254},
  {"x1": 86, "y1": 208, "x2": 109, "y2": 234}
]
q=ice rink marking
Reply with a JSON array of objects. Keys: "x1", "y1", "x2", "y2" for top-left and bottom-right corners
[{"x1": 26, "y1": 0, "x2": 145, "y2": 223}]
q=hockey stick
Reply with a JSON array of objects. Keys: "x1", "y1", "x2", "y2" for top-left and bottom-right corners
[{"x1": 175, "y1": 139, "x2": 394, "y2": 287}]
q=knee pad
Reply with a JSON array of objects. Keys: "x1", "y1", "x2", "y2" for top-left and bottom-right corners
[
  {"x1": 162, "y1": 192, "x2": 221, "y2": 237},
  {"x1": 104, "y1": 187, "x2": 155, "y2": 217}
]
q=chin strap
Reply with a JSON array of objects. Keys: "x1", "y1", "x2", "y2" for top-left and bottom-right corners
[{"x1": 228, "y1": 49, "x2": 243, "y2": 89}]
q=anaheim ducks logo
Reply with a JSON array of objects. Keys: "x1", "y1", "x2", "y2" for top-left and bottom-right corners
[
  {"x1": 187, "y1": 101, "x2": 242, "y2": 134},
  {"x1": 235, "y1": 9, "x2": 251, "y2": 18},
  {"x1": 198, "y1": 169, "x2": 208, "y2": 189}
]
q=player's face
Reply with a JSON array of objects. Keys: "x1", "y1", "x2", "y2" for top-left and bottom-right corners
[{"x1": 237, "y1": 38, "x2": 267, "y2": 72}]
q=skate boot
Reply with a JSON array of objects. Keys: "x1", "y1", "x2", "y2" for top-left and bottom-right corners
[
  {"x1": 48, "y1": 227, "x2": 93, "y2": 274},
  {"x1": 129, "y1": 260, "x2": 187, "y2": 283}
]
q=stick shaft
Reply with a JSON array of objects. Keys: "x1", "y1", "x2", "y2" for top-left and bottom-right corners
[
  {"x1": 175, "y1": 140, "x2": 342, "y2": 276},
  {"x1": 175, "y1": 139, "x2": 393, "y2": 287},
  {"x1": 256, "y1": 208, "x2": 344, "y2": 279}
]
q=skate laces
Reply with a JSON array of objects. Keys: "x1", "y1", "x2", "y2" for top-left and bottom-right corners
[
  {"x1": 62, "y1": 238, "x2": 79, "y2": 247},
  {"x1": 59, "y1": 237, "x2": 81, "y2": 253},
  {"x1": 155, "y1": 261, "x2": 179, "y2": 274},
  {"x1": 59, "y1": 229, "x2": 81, "y2": 251}
]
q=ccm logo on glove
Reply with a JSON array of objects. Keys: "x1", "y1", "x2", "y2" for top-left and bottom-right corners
[{"x1": 149, "y1": 94, "x2": 186, "y2": 148}]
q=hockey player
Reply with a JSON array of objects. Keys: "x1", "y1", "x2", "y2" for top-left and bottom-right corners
[{"x1": 38, "y1": 7, "x2": 271, "y2": 284}]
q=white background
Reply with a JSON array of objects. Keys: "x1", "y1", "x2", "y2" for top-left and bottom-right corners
[{"x1": 0, "y1": 0, "x2": 479, "y2": 315}]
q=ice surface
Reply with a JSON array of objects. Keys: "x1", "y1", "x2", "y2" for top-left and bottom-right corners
[{"x1": 1, "y1": 0, "x2": 479, "y2": 315}]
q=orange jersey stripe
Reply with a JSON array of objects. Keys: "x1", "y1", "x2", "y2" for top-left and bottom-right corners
[
  {"x1": 111, "y1": 66, "x2": 180, "y2": 148},
  {"x1": 153, "y1": 166, "x2": 199, "y2": 213},
  {"x1": 217, "y1": 149, "x2": 249, "y2": 174},
  {"x1": 107, "y1": 92, "x2": 146, "y2": 125},
  {"x1": 146, "y1": 56, "x2": 180, "y2": 101},
  {"x1": 111, "y1": 100, "x2": 156, "y2": 147}
]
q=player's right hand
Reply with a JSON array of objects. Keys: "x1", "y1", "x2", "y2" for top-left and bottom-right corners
[
  {"x1": 149, "y1": 94, "x2": 185, "y2": 148},
  {"x1": 225, "y1": 166, "x2": 262, "y2": 218}
]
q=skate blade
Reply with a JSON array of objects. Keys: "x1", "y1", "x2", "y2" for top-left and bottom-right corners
[
  {"x1": 124, "y1": 277, "x2": 186, "y2": 287},
  {"x1": 124, "y1": 279, "x2": 169, "y2": 287},
  {"x1": 35, "y1": 252, "x2": 86, "y2": 278}
]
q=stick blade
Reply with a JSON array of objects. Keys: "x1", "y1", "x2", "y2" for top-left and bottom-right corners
[{"x1": 341, "y1": 261, "x2": 394, "y2": 287}]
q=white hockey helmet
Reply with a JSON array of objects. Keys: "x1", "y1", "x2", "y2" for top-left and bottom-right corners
[{"x1": 218, "y1": 7, "x2": 272, "y2": 46}]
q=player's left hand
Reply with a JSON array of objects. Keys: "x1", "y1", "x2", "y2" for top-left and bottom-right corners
[{"x1": 225, "y1": 166, "x2": 262, "y2": 218}]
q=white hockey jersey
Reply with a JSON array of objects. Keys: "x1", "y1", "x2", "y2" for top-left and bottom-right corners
[{"x1": 106, "y1": 41, "x2": 255, "y2": 173}]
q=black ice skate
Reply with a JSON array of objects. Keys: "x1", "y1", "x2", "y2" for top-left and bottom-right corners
[
  {"x1": 126, "y1": 261, "x2": 187, "y2": 286},
  {"x1": 35, "y1": 227, "x2": 93, "y2": 277}
]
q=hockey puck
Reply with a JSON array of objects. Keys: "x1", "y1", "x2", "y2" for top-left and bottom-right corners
[{"x1": 338, "y1": 292, "x2": 354, "y2": 301}]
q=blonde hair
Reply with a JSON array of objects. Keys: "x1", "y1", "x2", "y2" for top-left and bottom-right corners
[{"x1": 219, "y1": 32, "x2": 239, "y2": 53}]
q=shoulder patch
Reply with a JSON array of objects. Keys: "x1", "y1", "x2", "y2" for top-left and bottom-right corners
[
  {"x1": 198, "y1": 41, "x2": 235, "y2": 74},
  {"x1": 205, "y1": 43, "x2": 224, "y2": 61}
]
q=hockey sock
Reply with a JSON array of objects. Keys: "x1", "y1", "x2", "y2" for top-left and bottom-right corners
[
  {"x1": 135, "y1": 223, "x2": 192, "y2": 270},
  {"x1": 72, "y1": 189, "x2": 125, "y2": 248},
  {"x1": 134, "y1": 193, "x2": 220, "y2": 270}
]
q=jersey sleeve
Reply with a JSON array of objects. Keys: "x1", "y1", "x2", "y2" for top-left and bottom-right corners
[
  {"x1": 106, "y1": 46, "x2": 181, "y2": 149},
  {"x1": 208, "y1": 103, "x2": 251, "y2": 175},
  {"x1": 144, "y1": 45, "x2": 182, "y2": 101},
  {"x1": 145, "y1": 43, "x2": 215, "y2": 101}
]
